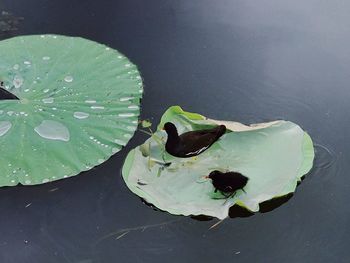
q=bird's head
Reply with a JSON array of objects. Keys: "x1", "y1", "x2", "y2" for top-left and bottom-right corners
[
  {"x1": 206, "y1": 170, "x2": 221, "y2": 180},
  {"x1": 163, "y1": 122, "x2": 178, "y2": 137}
]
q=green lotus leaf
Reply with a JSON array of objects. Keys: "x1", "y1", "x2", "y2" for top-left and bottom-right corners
[
  {"x1": 0, "y1": 35, "x2": 143, "y2": 186},
  {"x1": 122, "y1": 106, "x2": 314, "y2": 219}
]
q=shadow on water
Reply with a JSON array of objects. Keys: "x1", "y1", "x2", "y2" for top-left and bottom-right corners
[
  {"x1": 191, "y1": 194, "x2": 293, "y2": 221},
  {"x1": 259, "y1": 193, "x2": 294, "y2": 213},
  {"x1": 146, "y1": 192, "x2": 295, "y2": 222},
  {"x1": 140, "y1": 198, "x2": 161, "y2": 212}
]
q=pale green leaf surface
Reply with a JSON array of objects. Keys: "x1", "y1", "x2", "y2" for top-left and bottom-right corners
[
  {"x1": 123, "y1": 106, "x2": 314, "y2": 219},
  {"x1": 0, "y1": 35, "x2": 143, "y2": 186}
]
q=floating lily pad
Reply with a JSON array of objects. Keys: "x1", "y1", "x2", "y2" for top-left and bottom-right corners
[
  {"x1": 0, "y1": 35, "x2": 143, "y2": 186},
  {"x1": 122, "y1": 106, "x2": 314, "y2": 219}
]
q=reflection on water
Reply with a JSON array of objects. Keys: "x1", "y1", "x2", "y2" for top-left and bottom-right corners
[{"x1": 0, "y1": 11, "x2": 22, "y2": 39}]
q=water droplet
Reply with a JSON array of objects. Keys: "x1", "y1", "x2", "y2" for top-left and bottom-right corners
[
  {"x1": 64, "y1": 76, "x2": 73, "y2": 82},
  {"x1": 43, "y1": 89, "x2": 50, "y2": 93},
  {"x1": 13, "y1": 64, "x2": 19, "y2": 70},
  {"x1": 91, "y1": 106, "x2": 104, "y2": 110},
  {"x1": 42, "y1": 56, "x2": 50, "y2": 61},
  {"x1": 34, "y1": 120, "x2": 70, "y2": 142},
  {"x1": 0, "y1": 121, "x2": 12, "y2": 137},
  {"x1": 119, "y1": 97, "x2": 134, "y2": 102},
  {"x1": 42, "y1": 98, "x2": 54, "y2": 103},
  {"x1": 128, "y1": 105, "x2": 139, "y2": 110},
  {"x1": 118, "y1": 113, "x2": 135, "y2": 118},
  {"x1": 85, "y1": 100, "x2": 96, "y2": 104},
  {"x1": 73, "y1": 112, "x2": 89, "y2": 119}
]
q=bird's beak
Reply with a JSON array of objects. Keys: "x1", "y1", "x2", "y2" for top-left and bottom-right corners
[{"x1": 203, "y1": 176, "x2": 209, "y2": 179}]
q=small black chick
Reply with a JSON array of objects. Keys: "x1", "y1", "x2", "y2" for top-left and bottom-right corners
[
  {"x1": 206, "y1": 170, "x2": 248, "y2": 196},
  {"x1": 163, "y1": 122, "x2": 226, "y2": 158}
]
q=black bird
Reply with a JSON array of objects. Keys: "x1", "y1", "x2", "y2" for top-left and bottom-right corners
[
  {"x1": 163, "y1": 122, "x2": 226, "y2": 158},
  {"x1": 206, "y1": 170, "x2": 249, "y2": 197}
]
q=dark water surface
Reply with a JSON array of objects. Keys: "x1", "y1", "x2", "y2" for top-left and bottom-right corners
[{"x1": 0, "y1": 0, "x2": 347, "y2": 262}]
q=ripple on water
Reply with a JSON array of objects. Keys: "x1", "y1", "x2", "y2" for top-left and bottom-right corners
[{"x1": 314, "y1": 144, "x2": 336, "y2": 170}]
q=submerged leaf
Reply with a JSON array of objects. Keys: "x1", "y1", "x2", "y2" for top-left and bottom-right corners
[
  {"x1": 0, "y1": 35, "x2": 143, "y2": 186},
  {"x1": 122, "y1": 106, "x2": 314, "y2": 219}
]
